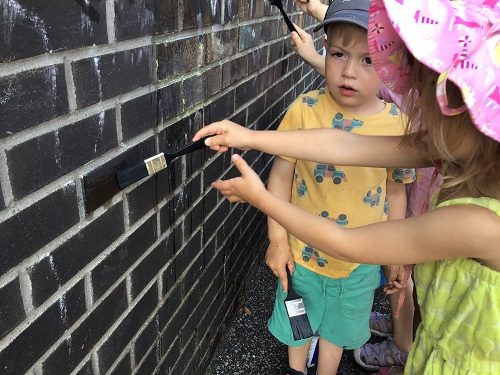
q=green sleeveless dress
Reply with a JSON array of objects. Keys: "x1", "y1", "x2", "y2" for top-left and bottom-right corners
[{"x1": 406, "y1": 197, "x2": 500, "y2": 374}]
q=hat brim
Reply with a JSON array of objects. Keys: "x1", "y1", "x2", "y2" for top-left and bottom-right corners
[{"x1": 313, "y1": 10, "x2": 368, "y2": 33}]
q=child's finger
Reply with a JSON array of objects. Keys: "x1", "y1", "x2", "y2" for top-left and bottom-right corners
[{"x1": 230, "y1": 154, "x2": 251, "y2": 175}]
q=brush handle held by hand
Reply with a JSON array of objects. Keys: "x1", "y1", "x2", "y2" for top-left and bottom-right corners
[
  {"x1": 271, "y1": 0, "x2": 297, "y2": 33},
  {"x1": 116, "y1": 135, "x2": 212, "y2": 190}
]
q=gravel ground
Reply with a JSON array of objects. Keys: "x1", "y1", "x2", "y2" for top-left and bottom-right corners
[{"x1": 207, "y1": 261, "x2": 391, "y2": 375}]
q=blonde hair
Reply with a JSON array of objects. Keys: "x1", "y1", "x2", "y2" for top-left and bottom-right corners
[{"x1": 402, "y1": 58, "x2": 500, "y2": 202}]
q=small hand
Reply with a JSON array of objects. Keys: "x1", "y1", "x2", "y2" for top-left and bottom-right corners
[
  {"x1": 294, "y1": 0, "x2": 325, "y2": 20},
  {"x1": 290, "y1": 25, "x2": 318, "y2": 61},
  {"x1": 266, "y1": 240, "x2": 295, "y2": 292},
  {"x1": 211, "y1": 154, "x2": 267, "y2": 206},
  {"x1": 382, "y1": 265, "x2": 406, "y2": 295},
  {"x1": 192, "y1": 120, "x2": 253, "y2": 153}
]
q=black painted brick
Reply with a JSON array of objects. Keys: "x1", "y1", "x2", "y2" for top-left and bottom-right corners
[
  {"x1": 28, "y1": 202, "x2": 124, "y2": 307},
  {"x1": 159, "y1": 283, "x2": 182, "y2": 331},
  {"x1": 0, "y1": 278, "x2": 25, "y2": 340},
  {"x1": 224, "y1": 0, "x2": 240, "y2": 22},
  {"x1": 160, "y1": 299, "x2": 188, "y2": 353},
  {"x1": 160, "y1": 337, "x2": 180, "y2": 372},
  {"x1": 0, "y1": 280, "x2": 86, "y2": 375},
  {"x1": 127, "y1": 175, "x2": 158, "y2": 226},
  {"x1": 157, "y1": 81, "x2": 182, "y2": 123},
  {"x1": 91, "y1": 216, "x2": 157, "y2": 300},
  {"x1": 7, "y1": 109, "x2": 117, "y2": 199},
  {"x1": 0, "y1": 0, "x2": 107, "y2": 63},
  {"x1": 108, "y1": 353, "x2": 131, "y2": 375},
  {"x1": 183, "y1": 0, "x2": 221, "y2": 30},
  {"x1": 121, "y1": 92, "x2": 158, "y2": 142},
  {"x1": 130, "y1": 235, "x2": 171, "y2": 299},
  {"x1": 204, "y1": 90, "x2": 235, "y2": 124},
  {"x1": 72, "y1": 46, "x2": 154, "y2": 108},
  {"x1": 75, "y1": 360, "x2": 94, "y2": 375},
  {"x1": 248, "y1": 45, "x2": 268, "y2": 75},
  {"x1": 134, "y1": 314, "x2": 160, "y2": 365},
  {"x1": 183, "y1": 66, "x2": 222, "y2": 109},
  {"x1": 114, "y1": 0, "x2": 157, "y2": 41},
  {"x1": 97, "y1": 283, "x2": 158, "y2": 374},
  {"x1": 42, "y1": 283, "x2": 128, "y2": 375},
  {"x1": 82, "y1": 137, "x2": 155, "y2": 213},
  {"x1": 157, "y1": 36, "x2": 204, "y2": 80},
  {"x1": 0, "y1": 183, "x2": 4, "y2": 210},
  {"x1": 248, "y1": 95, "x2": 266, "y2": 124},
  {"x1": 0, "y1": 185, "x2": 79, "y2": 276},
  {"x1": 205, "y1": 29, "x2": 237, "y2": 64},
  {"x1": 174, "y1": 231, "x2": 201, "y2": 280},
  {"x1": 160, "y1": 110, "x2": 204, "y2": 153},
  {"x1": 0, "y1": 66, "x2": 68, "y2": 138}
]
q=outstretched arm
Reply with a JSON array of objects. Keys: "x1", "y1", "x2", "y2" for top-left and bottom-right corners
[
  {"x1": 294, "y1": 0, "x2": 328, "y2": 22},
  {"x1": 194, "y1": 120, "x2": 430, "y2": 168},
  {"x1": 290, "y1": 25, "x2": 326, "y2": 77},
  {"x1": 212, "y1": 154, "x2": 500, "y2": 268}
]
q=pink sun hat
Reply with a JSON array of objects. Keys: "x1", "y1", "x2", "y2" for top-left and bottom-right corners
[{"x1": 367, "y1": 0, "x2": 500, "y2": 142}]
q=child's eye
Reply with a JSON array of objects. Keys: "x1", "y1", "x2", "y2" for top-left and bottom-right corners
[
  {"x1": 364, "y1": 57, "x2": 373, "y2": 65},
  {"x1": 332, "y1": 52, "x2": 345, "y2": 58}
]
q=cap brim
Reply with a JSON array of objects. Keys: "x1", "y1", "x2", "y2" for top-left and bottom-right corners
[{"x1": 313, "y1": 10, "x2": 368, "y2": 33}]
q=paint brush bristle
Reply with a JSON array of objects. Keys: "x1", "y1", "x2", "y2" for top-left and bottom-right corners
[{"x1": 284, "y1": 265, "x2": 313, "y2": 340}]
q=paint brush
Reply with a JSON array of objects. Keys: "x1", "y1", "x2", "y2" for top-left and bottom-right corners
[
  {"x1": 116, "y1": 135, "x2": 212, "y2": 190},
  {"x1": 270, "y1": 0, "x2": 298, "y2": 33},
  {"x1": 284, "y1": 265, "x2": 313, "y2": 340}
]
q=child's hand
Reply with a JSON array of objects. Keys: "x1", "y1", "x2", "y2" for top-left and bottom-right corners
[
  {"x1": 266, "y1": 240, "x2": 295, "y2": 292},
  {"x1": 211, "y1": 154, "x2": 266, "y2": 206},
  {"x1": 193, "y1": 120, "x2": 253, "y2": 153},
  {"x1": 294, "y1": 0, "x2": 325, "y2": 20},
  {"x1": 383, "y1": 265, "x2": 406, "y2": 294},
  {"x1": 291, "y1": 26, "x2": 318, "y2": 62}
]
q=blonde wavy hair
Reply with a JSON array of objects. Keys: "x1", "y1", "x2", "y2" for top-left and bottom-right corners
[{"x1": 402, "y1": 58, "x2": 500, "y2": 202}]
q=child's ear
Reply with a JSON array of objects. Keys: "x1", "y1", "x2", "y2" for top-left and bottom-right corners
[{"x1": 322, "y1": 38, "x2": 328, "y2": 48}]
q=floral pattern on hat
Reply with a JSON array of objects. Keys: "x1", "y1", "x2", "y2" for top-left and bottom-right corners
[{"x1": 368, "y1": 0, "x2": 500, "y2": 142}]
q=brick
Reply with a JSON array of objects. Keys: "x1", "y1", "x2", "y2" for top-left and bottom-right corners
[
  {"x1": 205, "y1": 29, "x2": 237, "y2": 64},
  {"x1": 0, "y1": 278, "x2": 25, "y2": 340},
  {"x1": 0, "y1": 185, "x2": 79, "y2": 276},
  {"x1": 127, "y1": 176, "x2": 158, "y2": 225},
  {"x1": 82, "y1": 136, "x2": 155, "y2": 213},
  {"x1": 239, "y1": 24, "x2": 263, "y2": 51},
  {"x1": 42, "y1": 283, "x2": 127, "y2": 375},
  {"x1": 156, "y1": 0, "x2": 178, "y2": 35},
  {"x1": 28, "y1": 202, "x2": 124, "y2": 307},
  {"x1": 222, "y1": 55, "x2": 247, "y2": 89},
  {"x1": 248, "y1": 96, "x2": 266, "y2": 125},
  {"x1": 108, "y1": 353, "x2": 131, "y2": 375},
  {"x1": 134, "y1": 344, "x2": 160, "y2": 375},
  {"x1": 157, "y1": 37, "x2": 204, "y2": 80},
  {"x1": 130, "y1": 236, "x2": 172, "y2": 299},
  {"x1": 235, "y1": 77, "x2": 258, "y2": 109},
  {"x1": 0, "y1": 0, "x2": 107, "y2": 63},
  {"x1": 0, "y1": 183, "x2": 5, "y2": 210},
  {"x1": 133, "y1": 314, "x2": 160, "y2": 365},
  {"x1": 114, "y1": 0, "x2": 157, "y2": 41},
  {"x1": 97, "y1": 283, "x2": 158, "y2": 374},
  {"x1": 91, "y1": 216, "x2": 156, "y2": 300},
  {"x1": 204, "y1": 90, "x2": 235, "y2": 124},
  {"x1": 183, "y1": 0, "x2": 221, "y2": 30},
  {"x1": 248, "y1": 46, "x2": 268, "y2": 75},
  {"x1": 159, "y1": 283, "x2": 182, "y2": 330},
  {"x1": 224, "y1": 0, "x2": 240, "y2": 22},
  {"x1": 121, "y1": 92, "x2": 158, "y2": 141},
  {"x1": 157, "y1": 81, "x2": 182, "y2": 123},
  {"x1": 159, "y1": 337, "x2": 180, "y2": 372},
  {"x1": 75, "y1": 360, "x2": 94, "y2": 375},
  {"x1": 0, "y1": 66, "x2": 68, "y2": 138},
  {"x1": 174, "y1": 231, "x2": 201, "y2": 280},
  {"x1": 183, "y1": 66, "x2": 222, "y2": 109},
  {"x1": 0, "y1": 280, "x2": 86, "y2": 375},
  {"x1": 160, "y1": 300, "x2": 188, "y2": 352},
  {"x1": 72, "y1": 46, "x2": 154, "y2": 108},
  {"x1": 7, "y1": 109, "x2": 117, "y2": 199}
]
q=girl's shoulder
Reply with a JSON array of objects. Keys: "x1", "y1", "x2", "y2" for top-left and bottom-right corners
[{"x1": 437, "y1": 197, "x2": 500, "y2": 217}]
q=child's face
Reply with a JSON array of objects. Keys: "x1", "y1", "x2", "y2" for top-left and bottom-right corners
[{"x1": 323, "y1": 26, "x2": 383, "y2": 114}]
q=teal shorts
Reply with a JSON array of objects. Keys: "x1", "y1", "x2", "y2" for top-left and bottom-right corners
[{"x1": 268, "y1": 263, "x2": 380, "y2": 349}]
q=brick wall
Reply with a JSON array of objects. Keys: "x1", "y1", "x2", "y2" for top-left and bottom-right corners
[{"x1": 0, "y1": 0, "x2": 325, "y2": 374}]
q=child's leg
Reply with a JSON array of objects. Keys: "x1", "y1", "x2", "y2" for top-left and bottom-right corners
[
  {"x1": 316, "y1": 337, "x2": 343, "y2": 375},
  {"x1": 288, "y1": 342, "x2": 311, "y2": 373},
  {"x1": 390, "y1": 277, "x2": 414, "y2": 353}
]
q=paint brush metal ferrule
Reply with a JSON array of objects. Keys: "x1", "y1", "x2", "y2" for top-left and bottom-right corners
[{"x1": 144, "y1": 153, "x2": 167, "y2": 175}]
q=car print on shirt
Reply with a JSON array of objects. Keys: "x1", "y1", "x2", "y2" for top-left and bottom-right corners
[
  {"x1": 314, "y1": 164, "x2": 347, "y2": 184},
  {"x1": 331, "y1": 112, "x2": 363, "y2": 132},
  {"x1": 392, "y1": 168, "x2": 416, "y2": 183},
  {"x1": 363, "y1": 187, "x2": 383, "y2": 207},
  {"x1": 302, "y1": 96, "x2": 319, "y2": 107},
  {"x1": 295, "y1": 173, "x2": 307, "y2": 197},
  {"x1": 302, "y1": 245, "x2": 329, "y2": 267}
]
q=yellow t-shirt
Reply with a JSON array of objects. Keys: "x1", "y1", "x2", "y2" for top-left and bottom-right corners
[{"x1": 279, "y1": 88, "x2": 415, "y2": 278}]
